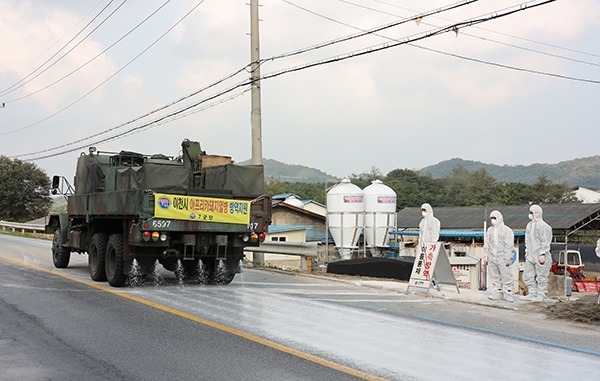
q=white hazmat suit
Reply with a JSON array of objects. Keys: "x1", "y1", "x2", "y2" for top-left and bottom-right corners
[
  {"x1": 418, "y1": 203, "x2": 440, "y2": 246},
  {"x1": 520, "y1": 205, "x2": 553, "y2": 302},
  {"x1": 483, "y1": 211, "x2": 515, "y2": 302}
]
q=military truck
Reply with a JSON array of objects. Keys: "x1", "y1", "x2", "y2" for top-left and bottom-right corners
[{"x1": 46, "y1": 139, "x2": 271, "y2": 287}]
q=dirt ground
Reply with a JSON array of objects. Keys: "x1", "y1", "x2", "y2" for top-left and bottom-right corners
[{"x1": 543, "y1": 293, "x2": 600, "y2": 324}]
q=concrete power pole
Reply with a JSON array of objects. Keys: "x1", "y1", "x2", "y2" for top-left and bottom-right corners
[
  {"x1": 250, "y1": 0, "x2": 264, "y2": 265},
  {"x1": 250, "y1": 0, "x2": 262, "y2": 166}
]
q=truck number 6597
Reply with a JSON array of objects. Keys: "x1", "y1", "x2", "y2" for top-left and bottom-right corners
[{"x1": 152, "y1": 220, "x2": 172, "y2": 229}]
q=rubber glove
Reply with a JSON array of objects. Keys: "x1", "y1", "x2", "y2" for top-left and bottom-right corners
[
  {"x1": 504, "y1": 258, "x2": 511, "y2": 267},
  {"x1": 539, "y1": 254, "x2": 546, "y2": 265}
]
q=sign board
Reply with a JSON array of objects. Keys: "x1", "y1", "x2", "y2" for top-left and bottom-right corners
[
  {"x1": 406, "y1": 242, "x2": 459, "y2": 294},
  {"x1": 154, "y1": 193, "x2": 250, "y2": 224}
]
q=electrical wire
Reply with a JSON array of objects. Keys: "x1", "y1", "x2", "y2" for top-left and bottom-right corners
[
  {"x1": 261, "y1": 0, "x2": 561, "y2": 80},
  {"x1": 275, "y1": 0, "x2": 600, "y2": 84},
  {"x1": 14, "y1": 0, "x2": 577, "y2": 162},
  {"x1": 13, "y1": 0, "x2": 475, "y2": 155},
  {"x1": 340, "y1": 0, "x2": 600, "y2": 69},
  {"x1": 368, "y1": 0, "x2": 600, "y2": 59},
  {"x1": 0, "y1": 0, "x2": 127, "y2": 97},
  {"x1": 1, "y1": 0, "x2": 206, "y2": 137},
  {"x1": 13, "y1": 65, "x2": 250, "y2": 157},
  {"x1": 269, "y1": 0, "x2": 478, "y2": 62},
  {"x1": 0, "y1": 0, "x2": 108, "y2": 89},
  {"x1": 3, "y1": 0, "x2": 173, "y2": 104},
  {"x1": 19, "y1": 84, "x2": 252, "y2": 160}
]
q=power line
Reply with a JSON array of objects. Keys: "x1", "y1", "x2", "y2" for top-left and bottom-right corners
[
  {"x1": 341, "y1": 0, "x2": 600, "y2": 69},
  {"x1": 367, "y1": 0, "x2": 600, "y2": 60},
  {"x1": 1, "y1": 0, "x2": 206, "y2": 137},
  {"x1": 15, "y1": 0, "x2": 478, "y2": 156},
  {"x1": 0, "y1": 0, "x2": 127, "y2": 97},
  {"x1": 18, "y1": 0, "x2": 560, "y2": 161},
  {"x1": 3, "y1": 0, "x2": 173, "y2": 104},
  {"x1": 13, "y1": 66, "x2": 250, "y2": 157},
  {"x1": 277, "y1": 0, "x2": 600, "y2": 84},
  {"x1": 0, "y1": 0, "x2": 108, "y2": 89},
  {"x1": 268, "y1": 0, "x2": 479, "y2": 62},
  {"x1": 19, "y1": 83, "x2": 252, "y2": 160}
]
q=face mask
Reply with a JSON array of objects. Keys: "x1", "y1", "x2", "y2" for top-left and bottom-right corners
[
  {"x1": 491, "y1": 219, "x2": 498, "y2": 226},
  {"x1": 422, "y1": 211, "x2": 427, "y2": 218},
  {"x1": 528, "y1": 213, "x2": 533, "y2": 220}
]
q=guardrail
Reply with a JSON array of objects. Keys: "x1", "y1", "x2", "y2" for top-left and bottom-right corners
[
  {"x1": 0, "y1": 220, "x2": 46, "y2": 236},
  {"x1": 244, "y1": 241, "x2": 319, "y2": 271}
]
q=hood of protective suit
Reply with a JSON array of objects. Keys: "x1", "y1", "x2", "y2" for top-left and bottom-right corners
[
  {"x1": 529, "y1": 204, "x2": 543, "y2": 221},
  {"x1": 490, "y1": 210, "x2": 504, "y2": 226},
  {"x1": 421, "y1": 203, "x2": 434, "y2": 217}
]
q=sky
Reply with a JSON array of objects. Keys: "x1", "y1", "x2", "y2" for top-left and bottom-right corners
[{"x1": 1, "y1": 0, "x2": 600, "y2": 181}]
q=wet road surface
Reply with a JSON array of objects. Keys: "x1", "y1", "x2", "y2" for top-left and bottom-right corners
[{"x1": 1, "y1": 234, "x2": 599, "y2": 380}]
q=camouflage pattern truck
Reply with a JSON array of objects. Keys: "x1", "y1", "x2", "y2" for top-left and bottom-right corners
[{"x1": 46, "y1": 139, "x2": 271, "y2": 287}]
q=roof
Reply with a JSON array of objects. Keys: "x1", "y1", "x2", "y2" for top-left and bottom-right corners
[
  {"x1": 268, "y1": 225, "x2": 314, "y2": 233},
  {"x1": 396, "y1": 204, "x2": 600, "y2": 233},
  {"x1": 391, "y1": 229, "x2": 525, "y2": 238},
  {"x1": 302, "y1": 199, "x2": 326, "y2": 208},
  {"x1": 272, "y1": 201, "x2": 326, "y2": 220},
  {"x1": 272, "y1": 193, "x2": 301, "y2": 200}
]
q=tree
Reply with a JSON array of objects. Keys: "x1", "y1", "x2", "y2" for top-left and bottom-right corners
[
  {"x1": 497, "y1": 182, "x2": 533, "y2": 205},
  {"x1": 385, "y1": 169, "x2": 443, "y2": 209},
  {"x1": 438, "y1": 166, "x2": 501, "y2": 206},
  {"x1": 265, "y1": 178, "x2": 328, "y2": 204},
  {"x1": 348, "y1": 166, "x2": 383, "y2": 189},
  {"x1": 528, "y1": 175, "x2": 579, "y2": 204},
  {"x1": 0, "y1": 156, "x2": 52, "y2": 222}
]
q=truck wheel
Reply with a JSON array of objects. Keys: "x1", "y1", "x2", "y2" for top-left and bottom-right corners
[
  {"x1": 214, "y1": 273, "x2": 235, "y2": 285},
  {"x1": 52, "y1": 230, "x2": 71, "y2": 268},
  {"x1": 105, "y1": 234, "x2": 126, "y2": 287},
  {"x1": 88, "y1": 233, "x2": 108, "y2": 281}
]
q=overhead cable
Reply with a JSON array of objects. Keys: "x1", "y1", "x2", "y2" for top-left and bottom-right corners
[
  {"x1": 3, "y1": 0, "x2": 173, "y2": 104},
  {"x1": 1, "y1": 0, "x2": 206, "y2": 137},
  {"x1": 0, "y1": 0, "x2": 127, "y2": 97}
]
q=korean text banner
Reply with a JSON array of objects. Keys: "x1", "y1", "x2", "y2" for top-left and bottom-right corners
[{"x1": 154, "y1": 193, "x2": 250, "y2": 225}]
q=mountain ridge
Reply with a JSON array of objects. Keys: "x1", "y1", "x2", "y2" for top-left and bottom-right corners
[
  {"x1": 239, "y1": 156, "x2": 600, "y2": 189},
  {"x1": 420, "y1": 157, "x2": 600, "y2": 189}
]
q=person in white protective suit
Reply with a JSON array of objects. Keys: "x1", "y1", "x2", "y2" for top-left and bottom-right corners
[
  {"x1": 419, "y1": 203, "x2": 440, "y2": 246},
  {"x1": 520, "y1": 205, "x2": 553, "y2": 302},
  {"x1": 483, "y1": 211, "x2": 515, "y2": 302}
]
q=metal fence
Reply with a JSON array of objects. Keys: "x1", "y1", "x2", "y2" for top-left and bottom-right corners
[{"x1": 0, "y1": 220, "x2": 46, "y2": 236}]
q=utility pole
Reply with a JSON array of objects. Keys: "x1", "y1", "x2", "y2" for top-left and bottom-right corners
[
  {"x1": 250, "y1": 0, "x2": 262, "y2": 166},
  {"x1": 250, "y1": 0, "x2": 264, "y2": 265}
]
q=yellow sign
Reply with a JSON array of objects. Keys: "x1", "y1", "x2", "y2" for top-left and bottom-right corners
[{"x1": 154, "y1": 193, "x2": 250, "y2": 225}]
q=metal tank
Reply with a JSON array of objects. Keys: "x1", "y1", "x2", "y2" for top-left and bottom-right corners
[
  {"x1": 363, "y1": 180, "x2": 397, "y2": 257},
  {"x1": 326, "y1": 179, "x2": 364, "y2": 260}
]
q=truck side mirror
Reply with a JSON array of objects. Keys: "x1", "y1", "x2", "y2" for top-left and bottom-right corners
[{"x1": 52, "y1": 175, "x2": 60, "y2": 189}]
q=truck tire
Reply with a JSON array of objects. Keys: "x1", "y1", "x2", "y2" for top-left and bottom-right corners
[
  {"x1": 88, "y1": 233, "x2": 108, "y2": 281},
  {"x1": 105, "y1": 234, "x2": 126, "y2": 287},
  {"x1": 52, "y1": 230, "x2": 71, "y2": 268}
]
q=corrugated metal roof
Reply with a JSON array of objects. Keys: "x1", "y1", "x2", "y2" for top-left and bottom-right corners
[
  {"x1": 390, "y1": 229, "x2": 525, "y2": 237},
  {"x1": 396, "y1": 204, "x2": 600, "y2": 232}
]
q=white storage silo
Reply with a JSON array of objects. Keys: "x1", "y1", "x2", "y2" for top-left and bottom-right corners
[
  {"x1": 326, "y1": 179, "x2": 364, "y2": 260},
  {"x1": 363, "y1": 180, "x2": 396, "y2": 257}
]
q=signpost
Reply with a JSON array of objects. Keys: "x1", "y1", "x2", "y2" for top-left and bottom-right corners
[{"x1": 406, "y1": 242, "x2": 459, "y2": 295}]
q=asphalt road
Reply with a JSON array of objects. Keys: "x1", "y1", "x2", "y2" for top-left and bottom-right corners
[{"x1": 1, "y1": 234, "x2": 599, "y2": 380}]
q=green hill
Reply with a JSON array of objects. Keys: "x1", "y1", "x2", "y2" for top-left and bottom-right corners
[
  {"x1": 238, "y1": 158, "x2": 340, "y2": 183},
  {"x1": 420, "y1": 157, "x2": 600, "y2": 189}
]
